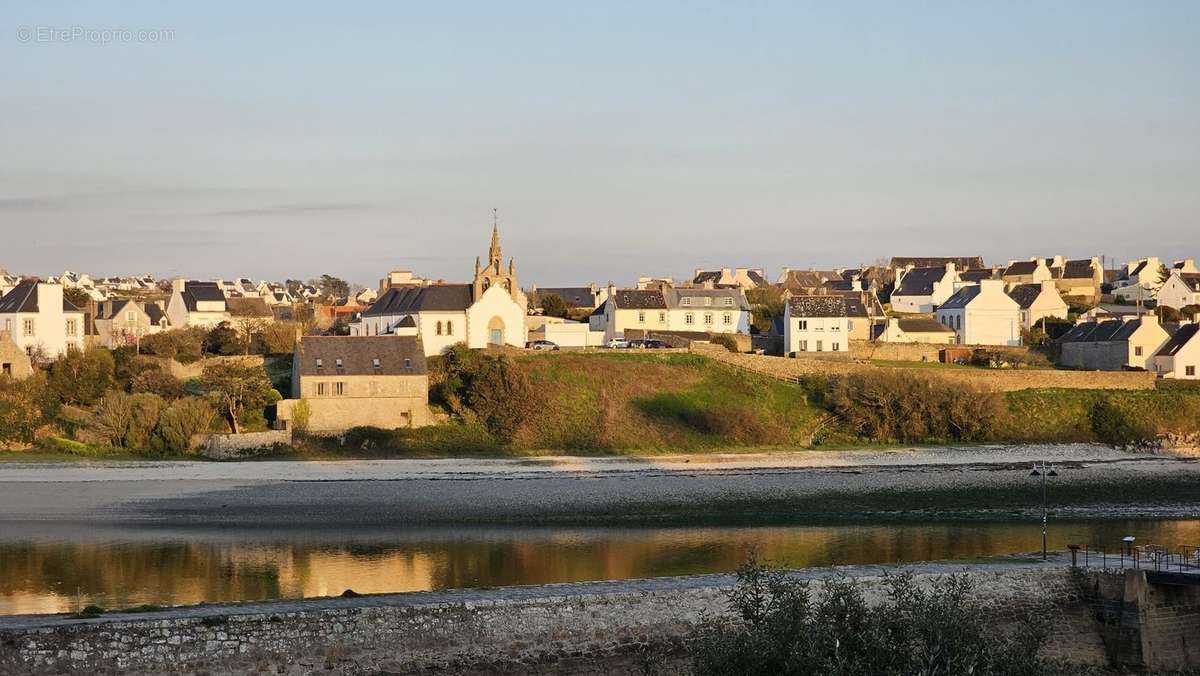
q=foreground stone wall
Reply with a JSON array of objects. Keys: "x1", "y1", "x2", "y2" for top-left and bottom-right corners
[
  {"x1": 200, "y1": 429, "x2": 291, "y2": 459},
  {"x1": 694, "y1": 343, "x2": 1156, "y2": 391},
  {"x1": 0, "y1": 563, "x2": 1110, "y2": 675}
]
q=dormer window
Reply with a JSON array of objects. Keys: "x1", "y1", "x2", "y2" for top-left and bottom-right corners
[
  {"x1": 372, "y1": 358, "x2": 381, "y2": 369},
  {"x1": 724, "y1": 297, "x2": 734, "y2": 306},
  {"x1": 681, "y1": 298, "x2": 691, "y2": 306},
  {"x1": 335, "y1": 358, "x2": 344, "y2": 368},
  {"x1": 315, "y1": 358, "x2": 323, "y2": 368},
  {"x1": 403, "y1": 358, "x2": 412, "y2": 369}
]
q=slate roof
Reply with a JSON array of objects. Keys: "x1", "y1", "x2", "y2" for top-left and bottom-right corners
[
  {"x1": 1062, "y1": 259, "x2": 1097, "y2": 280},
  {"x1": 1058, "y1": 319, "x2": 1143, "y2": 344},
  {"x1": 746, "y1": 270, "x2": 767, "y2": 287},
  {"x1": 180, "y1": 282, "x2": 226, "y2": 312},
  {"x1": 1156, "y1": 323, "x2": 1199, "y2": 358},
  {"x1": 535, "y1": 287, "x2": 599, "y2": 308},
  {"x1": 692, "y1": 271, "x2": 723, "y2": 285},
  {"x1": 1006, "y1": 284, "x2": 1044, "y2": 309},
  {"x1": 897, "y1": 318, "x2": 954, "y2": 333},
  {"x1": 665, "y1": 288, "x2": 748, "y2": 310},
  {"x1": 0, "y1": 281, "x2": 82, "y2": 314},
  {"x1": 890, "y1": 256, "x2": 984, "y2": 270},
  {"x1": 1004, "y1": 261, "x2": 1040, "y2": 276},
  {"x1": 779, "y1": 270, "x2": 839, "y2": 293},
  {"x1": 612, "y1": 289, "x2": 667, "y2": 310},
  {"x1": 959, "y1": 269, "x2": 998, "y2": 283},
  {"x1": 362, "y1": 284, "x2": 474, "y2": 316},
  {"x1": 144, "y1": 304, "x2": 166, "y2": 325},
  {"x1": 1177, "y1": 273, "x2": 1200, "y2": 292},
  {"x1": 938, "y1": 285, "x2": 982, "y2": 310},
  {"x1": 296, "y1": 335, "x2": 427, "y2": 377},
  {"x1": 787, "y1": 295, "x2": 847, "y2": 318},
  {"x1": 894, "y1": 266, "x2": 949, "y2": 297},
  {"x1": 826, "y1": 291, "x2": 873, "y2": 317}
]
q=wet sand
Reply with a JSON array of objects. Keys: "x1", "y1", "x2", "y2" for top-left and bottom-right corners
[{"x1": 1, "y1": 444, "x2": 1198, "y2": 526}]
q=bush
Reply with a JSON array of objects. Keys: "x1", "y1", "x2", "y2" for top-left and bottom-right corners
[
  {"x1": 47, "y1": 347, "x2": 114, "y2": 406},
  {"x1": 828, "y1": 371, "x2": 1006, "y2": 443},
  {"x1": 140, "y1": 329, "x2": 205, "y2": 364},
  {"x1": 200, "y1": 361, "x2": 273, "y2": 433},
  {"x1": 130, "y1": 368, "x2": 185, "y2": 400},
  {"x1": 153, "y1": 397, "x2": 216, "y2": 452},
  {"x1": 709, "y1": 334, "x2": 739, "y2": 353},
  {"x1": 431, "y1": 344, "x2": 532, "y2": 442},
  {"x1": 203, "y1": 324, "x2": 244, "y2": 356},
  {"x1": 690, "y1": 555, "x2": 1051, "y2": 676},
  {"x1": 1089, "y1": 396, "x2": 1155, "y2": 447},
  {"x1": 262, "y1": 322, "x2": 299, "y2": 355},
  {"x1": 290, "y1": 399, "x2": 311, "y2": 435},
  {"x1": 0, "y1": 374, "x2": 50, "y2": 445},
  {"x1": 89, "y1": 391, "x2": 166, "y2": 450}
]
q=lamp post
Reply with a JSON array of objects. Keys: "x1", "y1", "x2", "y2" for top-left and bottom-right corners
[{"x1": 1030, "y1": 461, "x2": 1058, "y2": 560}]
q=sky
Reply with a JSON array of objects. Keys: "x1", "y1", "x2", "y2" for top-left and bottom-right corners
[{"x1": 3, "y1": 2, "x2": 1198, "y2": 287}]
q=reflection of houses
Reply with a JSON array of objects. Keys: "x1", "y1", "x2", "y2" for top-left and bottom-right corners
[
  {"x1": 93, "y1": 299, "x2": 169, "y2": 348},
  {"x1": 600, "y1": 286, "x2": 751, "y2": 341},
  {"x1": 353, "y1": 226, "x2": 527, "y2": 356},
  {"x1": 277, "y1": 335, "x2": 430, "y2": 432},
  {"x1": 1056, "y1": 315, "x2": 1169, "y2": 371},
  {"x1": 0, "y1": 281, "x2": 86, "y2": 358},
  {"x1": 1154, "y1": 324, "x2": 1200, "y2": 380},
  {"x1": 166, "y1": 280, "x2": 230, "y2": 329}
]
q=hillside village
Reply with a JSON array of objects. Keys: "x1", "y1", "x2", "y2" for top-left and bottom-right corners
[{"x1": 1, "y1": 224, "x2": 1199, "y2": 443}]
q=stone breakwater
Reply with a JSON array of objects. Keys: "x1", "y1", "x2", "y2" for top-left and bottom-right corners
[{"x1": 0, "y1": 560, "x2": 1118, "y2": 675}]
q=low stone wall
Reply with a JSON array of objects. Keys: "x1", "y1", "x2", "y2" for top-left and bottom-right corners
[
  {"x1": 200, "y1": 429, "x2": 291, "y2": 460},
  {"x1": 161, "y1": 355, "x2": 267, "y2": 380},
  {"x1": 0, "y1": 562, "x2": 1111, "y2": 675},
  {"x1": 694, "y1": 343, "x2": 1156, "y2": 391},
  {"x1": 851, "y1": 339, "x2": 943, "y2": 362}
]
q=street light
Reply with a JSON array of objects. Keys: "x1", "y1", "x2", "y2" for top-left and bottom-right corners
[{"x1": 1030, "y1": 461, "x2": 1058, "y2": 560}]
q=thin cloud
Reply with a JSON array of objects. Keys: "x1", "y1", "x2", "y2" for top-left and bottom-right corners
[{"x1": 199, "y1": 202, "x2": 375, "y2": 217}]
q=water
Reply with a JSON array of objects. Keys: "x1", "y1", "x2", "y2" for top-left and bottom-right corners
[{"x1": 3, "y1": 518, "x2": 1197, "y2": 616}]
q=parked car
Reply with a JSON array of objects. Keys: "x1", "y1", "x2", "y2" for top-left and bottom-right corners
[
  {"x1": 606, "y1": 339, "x2": 630, "y2": 349},
  {"x1": 643, "y1": 339, "x2": 670, "y2": 349},
  {"x1": 525, "y1": 340, "x2": 560, "y2": 351}
]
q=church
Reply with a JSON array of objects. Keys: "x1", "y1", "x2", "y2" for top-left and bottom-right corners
[{"x1": 352, "y1": 225, "x2": 528, "y2": 357}]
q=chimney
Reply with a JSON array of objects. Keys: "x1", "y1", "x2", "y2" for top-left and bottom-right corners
[
  {"x1": 979, "y1": 279, "x2": 1003, "y2": 294},
  {"x1": 172, "y1": 278, "x2": 186, "y2": 294}
]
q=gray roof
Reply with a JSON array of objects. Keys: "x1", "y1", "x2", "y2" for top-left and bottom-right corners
[
  {"x1": 1062, "y1": 259, "x2": 1097, "y2": 280},
  {"x1": 612, "y1": 289, "x2": 667, "y2": 310},
  {"x1": 363, "y1": 285, "x2": 473, "y2": 316},
  {"x1": 144, "y1": 303, "x2": 166, "y2": 325},
  {"x1": 779, "y1": 270, "x2": 839, "y2": 293},
  {"x1": 296, "y1": 335, "x2": 427, "y2": 377},
  {"x1": 664, "y1": 287, "x2": 748, "y2": 311},
  {"x1": 1177, "y1": 273, "x2": 1200, "y2": 293},
  {"x1": 180, "y1": 281, "x2": 226, "y2": 312},
  {"x1": 897, "y1": 318, "x2": 954, "y2": 333},
  {"x1": 1006, "y1": 284, "x2": 1044, "y2": 309},
  {"x1": 0, "y1": 281, "x2": 82, "y2": 314},
  {"x1": 891, "y1": 256, "x2": 984, "y2": 270},
  {"x1": 938, "y1": 285, "x2": 982, "y2": 310},
  {"x1": 1156, "y1": 323, "x2": 1199, "y2": 358},
  {"x1": 1058, "y1": 318, "x2": 1143, "y2": 344},
  {"x1": 787, "y1": 295, "x2": 847, "y2": 318},
  {"x1": 894, "y1": 266, "x2": 950, "y2": 297},
  {"x1": 1004, "y1": 261, "x2": 1039, "y2": 276},
  {"x1": 535, "y1": 287, "x2": 598, "y2": 308},
  {"x1": 959, "y1": 269, "x2": 998, "y2": 283}
]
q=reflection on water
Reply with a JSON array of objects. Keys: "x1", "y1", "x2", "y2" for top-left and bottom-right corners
[{"x1": 3, "y1": 519, "x2": 1198, "y2": 615}]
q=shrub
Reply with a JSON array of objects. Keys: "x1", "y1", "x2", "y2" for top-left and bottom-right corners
[
  {"x1": 690, "y1": 554, "x2": 1051, "y2": 676},
  {"x1": 47, "y1": 347, "x2": 114, "y2": 406},
  {"x1": 89, "y1": 391, "x2": 165, "y2": 450},
  {"x1": 203, "y1": 324, "x2": 244, "y2": 356},
  {"x1": 709, "y1": 334, "x2": 739, "y2": 353},
  {"x1": 1089, "y1": 396, "x2": 1155, "y2": 447},
  {"x1": 290, "y1": 399, "x2": 311, "y2": 435},
  {"x1": 140, "y1": 329, "x2": 206, "y2": 364},
  {"x1": 431, "y1": 344, "x2": 532, "y2": 442},
  {"x1": 262, "y1": 322, "x2": 299, "y2": 355},
  {"x1": 153, "y1": 397, "x2": 216, "y2": 452},
  {"x1": 200, "y1": 361, "x2": 273, "y2": 433},
  {"x1": 827, "y1": 371, "x2": 1006, "y2": 443},
  {"x1": 0, "y1": 375, "x2": 49, "y2": 445},
  {"x1": 130, "y1": 368, "x2": 185, "y2": 400}
]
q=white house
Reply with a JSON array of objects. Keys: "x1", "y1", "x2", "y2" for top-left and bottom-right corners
[
  {"x1": 0, "y1": 281, "x2": 86, "y2": 358},
  {"x1": 1155, "y1": 271, "x2": 1200, "y2": 310},
  {"x1": 784, "y1": 295, "x2": 850, "y2": 355},
  {"x1": 1006, "y1": 281, "x2": 1069, "y2": 330},
  {"x1": 1112, "y1": 257, "x2": 1166, "y2": 303},
  {"x1": 1001, "y1": 259, "x2": 1053, "y2": 286},
  {"x1": 935, "y1": 280, "x2": 1022, "y2": 346},
  {"x1": 1154, "y1": 324, "x2": 1200, "y2": 380},
  {"x1": 600, "y1": 286, "x2": 751, "y2": 342},
  {"x1": 166, "y1": 280, "x2": 230, "y2": 329},
  {"x1": 353, "y1": 226, "x2": 528, "y2": 357},
  {"x1": 94, "y1": 299, "x2": 169, "y2": 348},
  {"x1": 890, "y1": 263, "x2": 961, "y2": 313}
]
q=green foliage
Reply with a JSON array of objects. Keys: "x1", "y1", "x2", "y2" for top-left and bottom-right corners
[
  {"x1": 290, "y1": 399, "x2": 311, "y2": 435},
  {"x1": 1156, "y1": 305, "x2": 1183, "y2": 323},
  {"x1": 139, "y1": 328, "x2": 205, "y2": 364},
  {"x1": 130, "y1": 368, "x2": 185, "y2": 400},
  {"x1": 262, "y1": 322, "x2": 299, "y2": 354},
  {"x1": 317, "y1": 274, "x2": 350, "y2": 299},
  {"x1": 690, "y1": 555, "x2": 1051, "y2": 676},
  {"x1": 431, "y1": 344, "x2": 532, "y2": 442},
  {"x1": 1089, "y1": 396, "x2": 1155, "y2": 447},
  {"x1": 828, "y1": 371, "x2": 1006, "y2": 443},
  {"x1": 1181, "y1": 304, "x2": 1200, "y2": 321},
  {"x1": 0, "y1": 374, "x2": 50, "y2": 444},
  {"x1": 89, "y1": 391, "x2": 166, "y2": 450},
  {"x1": 745, "y1": 287, "x2": 784, "y2": 334},
  {"x1": 203, "y1": 324, "x2": 244, "y2": 356},
  {"x1": 709, "y1": 334, "x2": 739, "y2": 352},
  {"x1": 47, "y1": 347, "x2": 114, "y2": 406},
  {"x1": 200, "y1": 361, "x2": 273, "y2": 433},
  {"x1": 538, "y1": 292, "x2": 569, "y2": 318},
  {"x1": 153, "y1": 397, "x2": 216, "y2": 452}
]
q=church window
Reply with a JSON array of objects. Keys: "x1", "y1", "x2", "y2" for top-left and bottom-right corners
[
  {"x1": 446, "y1": 320, "x2": 453, "y2": 335},
  {"x1": 436, "y1": 321, "x2": 443, "y2": 336}
]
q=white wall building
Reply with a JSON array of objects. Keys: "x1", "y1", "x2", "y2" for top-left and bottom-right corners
[
  {"x1": 1007, "y1": 280, "x2": 1069, "y2": 330},
  {"x1": 1155, "y1": 271, "x2": 1200, "y2": 310},
  {"x1": 166, "y1": 280, "x2": 230, "y2": 329},
  {"x1": 0, "y1": 281, "x2": 86, "y2": 358},
  {"x1": 784, "y1": 295, "x2": 850, "y2": 355},
  {"x1": 1154, "y1": 324, "x2": 1200, "y2": 379},
  {"x1": 935, "y1": 280, "x2": 1022, "y2": 346},
  {"x1": 600, "y1": 286, "x2": 751, "y2": 342},
  {"x1": 890, "y1": 263, "x2": 961, "y2": 313}
]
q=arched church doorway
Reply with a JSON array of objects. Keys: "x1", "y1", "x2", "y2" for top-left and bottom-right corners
[{"x1": 487, "y1": 316, "x2": 505, "y2": 346}]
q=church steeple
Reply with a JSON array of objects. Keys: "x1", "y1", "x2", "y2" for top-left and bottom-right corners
[
  {"x1": 473, "y1": 211, "x2": 520, "y2": 304},
  {"x1": 489, "y1": 209, "x2": 502, "y2": 268}
]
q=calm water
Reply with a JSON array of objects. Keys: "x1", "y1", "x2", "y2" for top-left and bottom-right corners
[{"x1": 3, "y1": 519, "x2": 1197, "y2": 616}]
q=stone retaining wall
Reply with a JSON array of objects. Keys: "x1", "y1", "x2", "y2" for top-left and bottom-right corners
[
  {"x1": 200, "y1": 429, "x2": 291, "y2": 459},
  {"x1": 0, "y1": 563, "x2": 1113, "y2": 675},
  {"x1": 694, "y1": 343, "x2": 1156, "y2": 392}
]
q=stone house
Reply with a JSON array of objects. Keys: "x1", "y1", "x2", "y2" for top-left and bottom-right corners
[
  {"x1": 0, "y1": 331, "x2": 34, "y2": 379},
  {"x1": 1153, "y1": 323, "x2": 1200, "y2": 380},
  {"x1": 277, "y1": 334, "x2": 430, "y2": 432},
  {"x1": 353, "y1": 226, "x2": 528, "y2": 356},
  {"x1": 600, "y1": 286, "x2": 750, "y2": 342},
  {"x1": 93, "y1": 299, "x2": 169, "y2": 348},
  {"x1": 166, "y1": 280, "x2": 230, "y2": 329},
  {"x1": 1057, "y1": 315, "x2": 1170, "y2": 371},
  {"x1": 1155, "y1": 271, "x2": 1200, "y2": 310},
  {"x1": 935, "y1": 280, "x2": 1022, "y2": 346},
  {"x1": 784, "y1": 295, "x2": 849, "y2": 355},
  {"x1": 0, "y1": 281, "x2": 86, "y2": 358},
  {"x1": 890, "y1": 263, "x2": 961, "y2": 314},
  {"x1": 877, "y1": 317, "x2": 956, "y2": 344},
  {"x1": 1006, "y1": 281, "x2": 1069, "y2": 330},
  {"x1": 1002, "y1": 259, "x2": 1053, "y2": 286}
]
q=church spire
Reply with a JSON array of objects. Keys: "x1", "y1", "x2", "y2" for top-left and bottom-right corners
[{"x1": 489, "y1": 208, "x2": 502, "y2": 265}]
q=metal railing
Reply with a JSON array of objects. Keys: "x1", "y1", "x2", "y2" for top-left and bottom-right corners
[{"x1": 1069, "y1": 543, "x2": 1200, "y2": 574}]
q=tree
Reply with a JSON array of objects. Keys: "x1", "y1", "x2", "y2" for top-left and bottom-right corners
[
  {"x1": 0, "y1": 375, "x2": 49, "y2": 445},
  {"x1": 745, "y1": 287, "x2": 784, "y2": 334},
  {"x1": 293, "y1": 303, "x2": 318, "y2": 333},
  {"x1": 539, "y1": 293, "x2": 568, "y2": 318},
  {"x1": 130, "y1": 368, "x2": 185, "y2": 400},
  {"x1": 153, "y1": 396, "x2": 216, "y2": 452},
  {"x1": 317, "y1": 274, "x2": 350, "y2": 300},
  {"x1": 203, "y1": 323, "x2": 244, "y2": 356},
  {"x1": 262, "y1": 322, "x2": 299, "y2": 355},
  {"x1": 47, "y1": 347, "x2": 114, "y2": 406},
  {"x1": 1182, "y1": 304, "x2": 1200, "y2": 321},
  {"x1": 231, "y1": 316, "x2": 270, "y2": 355},
  {"x1": 200, "y1": 361, "x2": 272, "y2": 433}
]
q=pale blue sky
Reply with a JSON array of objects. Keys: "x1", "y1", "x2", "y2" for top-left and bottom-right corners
[{"x1": 3, "y1": 2, "x2": 1198, "y2": 286}]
